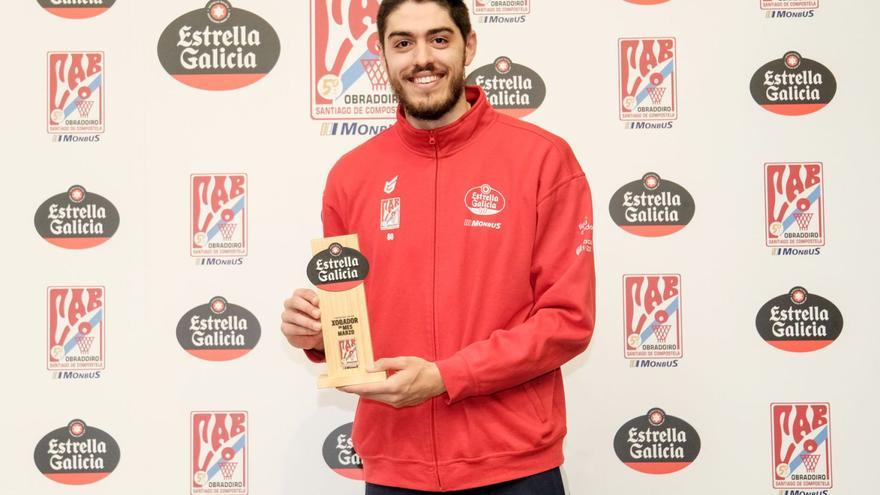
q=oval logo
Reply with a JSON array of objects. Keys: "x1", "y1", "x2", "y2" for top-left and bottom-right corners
[
  {"x1": 38, "y1": 0, "x2": 116, "y2": 19},
  {"x1": 157, "y1": 1, "x2": 281, "y2": 90},
  {"x1": 307, "y1": 244, "x2": 370, "y2": 292},
  {"x1": 34, "y1": 185, "x2": 120, "y2": 249},
  {"x1": 750, "y1": 51, "x2": 836, "y2": 116},
  {"x1": 613, "y1": 408, "x2": 700, "y2": 474},
  {"x1": 464, "y1": 184, "x2": 506, "y2": 216},
  {"x1": 609, "y1": 173, "x2": 695, "y2": 237},
  {"x1": 322, "y1": 423, "x2": 363, "y2": 480},
  {"x1": 176, "y1": 296, "x2": 261, "y2": 361},
  {"x1": 34, "y1": 419, "x2": 120, "y2": 484},
  {"x1": 756, "y1": 286, "x2": 843, "y2": 352},
  {"x1": 466, "y1": 56, "x2": 546, "y2": 118}
]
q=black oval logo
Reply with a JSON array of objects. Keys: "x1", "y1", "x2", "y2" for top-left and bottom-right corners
[
  {"x1": 756, "y1": 286, "x2": 843, "y2": 352},
  {"x1": 307, "y1": 244, "x2": 370, "y2": 292},
  {"x1": 322, "y1": 423, "x2": 363, "y2": 480},
  {"x1": 750, "y1": 51, "x2": 836, "y2": 116},
  {"x1": 613, "y1": 408, "x2": 700, "y2": 474},
  {"x1": 176, "y1": 296, "x2": 261, "y2": 361},
  {"x1": 38, "y1": 0, "x2": 116, "y2": 19},
  {"x1": 34, "y1": 419, "x2": 120, "y2": 485},
  {"x1": 466, "y1": 56, "x2": 546, "y2": 118},
  {"x1": 609, "y1": 173, "x2": 695, "y2": 237},
  {"x1": 157, "y1": 1, "x2": 281, "y2": 90},
  {"x1": 34, "y1": 185, "x2": 120, "y2": 249}
]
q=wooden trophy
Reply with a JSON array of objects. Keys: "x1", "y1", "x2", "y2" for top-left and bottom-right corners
[{"x1": 307, "y1": 234, "x2": 386, "y2": 388}]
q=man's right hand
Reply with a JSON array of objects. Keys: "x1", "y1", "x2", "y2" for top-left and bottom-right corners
[{"x1": 281, "y1": 288, "x2": 324, "y2": 351}]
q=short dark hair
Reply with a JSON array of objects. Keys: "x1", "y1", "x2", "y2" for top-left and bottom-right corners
[{"x1": 377, "y1": 0, "x2": 472, "y2": 45}]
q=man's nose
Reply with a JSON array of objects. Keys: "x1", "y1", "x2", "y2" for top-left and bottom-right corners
[{"x1": 412, "y1": 41, "x2": 434, "y2": 69}]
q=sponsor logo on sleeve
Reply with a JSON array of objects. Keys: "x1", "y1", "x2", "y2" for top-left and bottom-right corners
[
  {"x1": 624, "y1": 275, "x2": 682, "y2": 367},
  {"x1": 48, "y1": 51, "x2": 104, "y2": 138},
  {"x1": 323, "y1": 423, "x2": 363, "y2": 480},
  {"x1": 613, "y1": 408, "x2": 700, "y2": 474},
  {"x1": 34, "y1": 419, "x2": 120, "y2": 484},
  {"x1": 191, "y1": 411, "x2": 248, "y2": 494},
  {"x1": 466, "y1": 57, "x2": 545, "y2": 118},
  {"x1": 750, "y1": 51, "x2": 836, "y2": 116},
  {"x1": 772, "y1": 403, "x2": 832, "y2": 490},
  {"x1": 756, "y1": 287, "x2": 842, "y2": 352},
  {"x1": 765, "y1": 162, "x2": 825, "y2": 254},
  {"x1": 177, "y1": 297, "x2": 261, "y2": 361},
  {"x1": 192, "y1": 174, "x2": 247, "y2": 263},
  {"x1": 158, "y1": 1, "x2": 280, "y2": 90},
  {"x1": 47, "y1": 286, "x2": 105, "y2": 375},
  {"x1": 38, "y1": 0, "x2": 116, "y2": 19},
  {"x1": 619, "y1": 37, "x2": 676, "y2": 128},
  {"x1": 34, "y1": 185, "x2": 119, "y2": 249}
]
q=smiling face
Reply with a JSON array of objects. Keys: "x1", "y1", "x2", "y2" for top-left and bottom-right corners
[{"x1": 381, "y1": 1, "x2": 476, "y2": 123}]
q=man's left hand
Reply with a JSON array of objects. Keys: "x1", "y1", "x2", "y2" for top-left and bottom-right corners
[{"x1": 339, "y1": 356, "x2": 447, "y2": 408}]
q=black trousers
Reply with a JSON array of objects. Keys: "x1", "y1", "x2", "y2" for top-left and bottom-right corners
[{"x1": 365, "y1": 467, "x2": 565, "y2": 495}]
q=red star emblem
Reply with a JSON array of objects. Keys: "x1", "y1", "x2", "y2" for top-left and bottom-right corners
[
  {"x1": 211, "y1": 298, "x2": 227, "y2": 314},
  {"x1": 210, "y1": 3, "x2": 229, "y2": 22}
]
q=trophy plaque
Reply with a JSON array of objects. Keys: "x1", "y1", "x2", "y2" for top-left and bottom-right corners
[{"x1": 307, "y1": 234, "x2": 386, "y2": 388}]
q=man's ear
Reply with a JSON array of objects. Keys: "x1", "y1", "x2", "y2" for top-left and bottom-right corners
[{"x1": 464, "y1": 30, "x2": 477, "y2": 66}]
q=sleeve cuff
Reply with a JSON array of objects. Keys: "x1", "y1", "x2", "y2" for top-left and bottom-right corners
[
  {"x1": 304, "y1": 348, "x2": 326, "y2": 364},
  {"x1": 435, "y1": 353, "x2": 477, "y2": 405}
]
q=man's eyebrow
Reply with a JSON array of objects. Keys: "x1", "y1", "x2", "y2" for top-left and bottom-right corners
[{"x1": 387, "y1": 27, "x2": 455, "y2": 39}]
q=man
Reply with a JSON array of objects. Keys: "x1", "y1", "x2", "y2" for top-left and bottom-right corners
[{"x1": 282, "y1": 1, "x2": 595, "y2": 493}]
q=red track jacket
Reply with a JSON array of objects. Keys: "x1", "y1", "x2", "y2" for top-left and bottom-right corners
[{"x1": 308, "y1": 86, "x2": 595, "y2": 491}]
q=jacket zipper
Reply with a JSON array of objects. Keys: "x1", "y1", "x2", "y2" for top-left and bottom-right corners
[{"x1": 428, "y1": 131, "x2": 443, "y2": 490}]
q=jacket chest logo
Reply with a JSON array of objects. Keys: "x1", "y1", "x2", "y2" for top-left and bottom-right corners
[
  {"x1": 464, "y1": 184, "x2": 506, "y2": 216},
  {"x1": 380, "y1": 197, "x2": 400, "y2": 231}
]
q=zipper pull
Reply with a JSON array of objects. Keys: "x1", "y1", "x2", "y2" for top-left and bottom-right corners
[{"x1": 428, "y1": 135, "x2": 436, "y2": 146}]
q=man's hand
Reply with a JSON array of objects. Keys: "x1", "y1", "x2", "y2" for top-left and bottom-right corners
[
  {"x1": 281, "y1": 288, "x2": 324, "y2": 351},
  {"x1": 340, "y1": 356, "x2": 447, "y2": 408}
]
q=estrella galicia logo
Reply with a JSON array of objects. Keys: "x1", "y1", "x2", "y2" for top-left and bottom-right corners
[
  {"x1": 307, "y1": 243, "x2": 370, "y2": 292},
  {"x1": 756, "y1": 287, "x2": 842, "y2": 352},
  {"x1": 466, "y1": 56, "x2": 546, "y2": 118},
  {"x1": 191, "y1": 411, "x2": 247, "y2": 494},
  {"x1": 609, "y1": 173, "x2": 694, "y2": 237},
  {"x1": 177, "y1": 296, "x2": 261, "y2": 361},
  {"x1": 323, "y1": 423, "x2": 363, "y2": 480},
  {"x1": 750, "y1": 51, "x2": 836, "y2": 116},
  {"x1": 34, "y1": 419, "x2": 120, "y2": 485},
  {"x1": 38, "y1": 0, "x2": 116, "y2": 19},
  {"x1": 771, "y1": 402, "x2": 832, "y2": 490},
  {"x1": 464, "y1": 184, "x2": 506, "y2": 216},
  {"x1": 34, "y1": 185, "x2": 119, "y2": 249},
  {"x1": 158, "y1": 1, "x2": 281, "y2": 90},
  {"x1": 614, "y1": 408, "x2": 700, "y2": 474}
]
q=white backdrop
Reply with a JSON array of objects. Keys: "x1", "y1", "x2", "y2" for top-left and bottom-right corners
[{"x1": 4, "y1": 1, "x2": 878, "y2": 494}]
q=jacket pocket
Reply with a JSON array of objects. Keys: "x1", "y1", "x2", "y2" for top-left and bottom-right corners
[{"x1": 523, "y1": 381, "x2": 548, "y2": 423}]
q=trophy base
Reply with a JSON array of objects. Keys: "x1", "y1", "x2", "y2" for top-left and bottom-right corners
[{"x1": 318, "y1": 371, "x2": 387, "y2": 389}]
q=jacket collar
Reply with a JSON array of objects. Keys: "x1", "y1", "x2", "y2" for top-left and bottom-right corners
[{"x1": 394, "y1": 85, "x2": 497, "y2": 158}]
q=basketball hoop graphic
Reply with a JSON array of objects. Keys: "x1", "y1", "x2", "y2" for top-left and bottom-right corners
[
  {"x1": 800, "y1": 454, "x2": 820, "y2": 472},
  {"x1": 793, "y1": 212, "x2": 813, "y2": 230},
  {"x1": 75, "y1": 99, "x2": 94, "y2": 118},
  {"x1": 75, "y1": 334, "x2": 95, "y2": 353},
  {"x1": 646, "y1": 86, "x2": 666, "y2": 105},
  {"x1": 219, "y1": 460, "x2": 237, "y2": 479},
  {"x1": 361, "y1": 58, "x2": 389, "y2": 91},
  {"x1": 653, "y1": 324, "x2": 672, "y2": 342},
  {"x1": 218, "y1": 222, "x2": 237, "y2": 241}
]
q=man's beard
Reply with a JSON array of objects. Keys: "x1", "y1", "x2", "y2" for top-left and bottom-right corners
[{"x1": 388, "y1": 61, "x2": 466, "y2": 121}]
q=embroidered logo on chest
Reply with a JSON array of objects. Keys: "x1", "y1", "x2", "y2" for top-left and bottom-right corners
[{"x1": 464, "y1": 184, "x2": 506, "y2": 216}]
